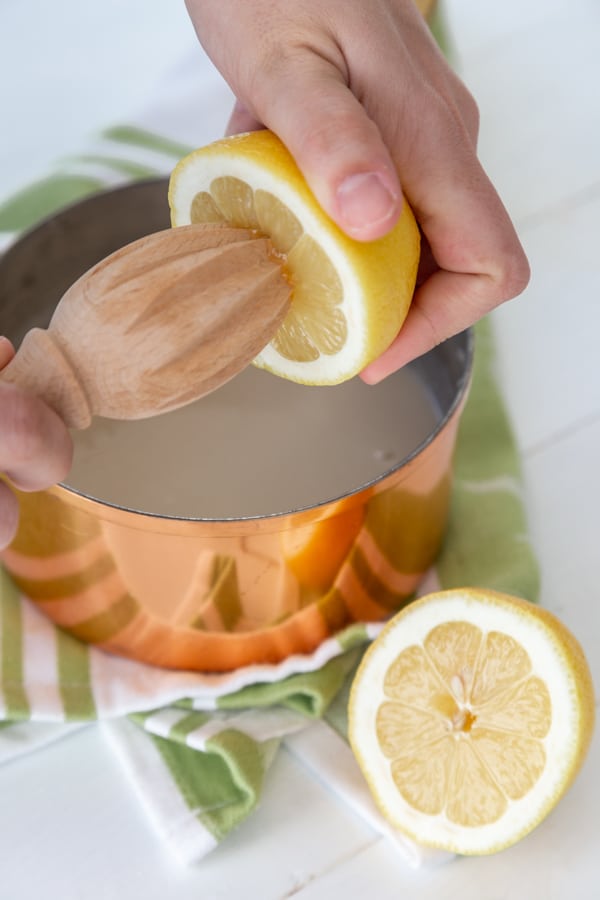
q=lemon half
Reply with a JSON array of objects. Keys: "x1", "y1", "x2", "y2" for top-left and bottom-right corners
[
  {"x1": 169, "y1": 130, "x2": 420, "y2": 385},
  {"x1": 348, "y1": 588, "x2": 595, "y2": 855}
]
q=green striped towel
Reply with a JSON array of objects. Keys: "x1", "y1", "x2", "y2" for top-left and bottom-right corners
[{"x1": 0, "y1": 48, "x2": 539, "y2": 866}]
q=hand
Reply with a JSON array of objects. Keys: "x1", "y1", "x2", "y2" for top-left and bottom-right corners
[
  {"x1": 0, "y1": 337, "x2": 73, "y2": 549},
  {"x1": 185, "y1": 0, "x2": 529, "y2": 378}
]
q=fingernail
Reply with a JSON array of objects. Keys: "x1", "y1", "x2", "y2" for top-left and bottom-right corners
[{"x1": 336, "y1": 172, "x2": 398, "y2": 234}]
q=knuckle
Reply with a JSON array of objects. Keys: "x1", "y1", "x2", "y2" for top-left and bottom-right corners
[
  {"x1": 406, "y1": 88, "x2": 475, "y2": 171},
  {"x1": 245, "y1": 40, "x2": 307, "y2": 99},
  {"x1": 495, "y1": 248, "x2": 531, "y2": 301},
  {"x1": 440, "y1": 94, "x2": 476, "y2": 151},
  {"x1": 433, "y1": 65, "x2": 480, "y2": 143},
  {"x1": 457, "y1": 88, "x2": 480, "y2": 142}
]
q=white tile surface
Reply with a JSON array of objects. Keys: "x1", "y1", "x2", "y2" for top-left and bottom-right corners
[
  {"x1": 293, "y1": 739, "x2": 600, "y2": 900},
  {"x1": 0, "y1": 726, "x2": 376, "y2": 899},
  {"x1": 491, "y1": 193, "x2": 600, "y2": 452},
  {"x1": 445, "y1": 0, "x2": 600, "y2": 222},
  {"x1": 1, "y1": 1, "x2": 599, "y2": 897},
  {"x1": 522, "y1": 418, "x2": 600, "y2": 687},
  {"x1": 0, "y1": 0, "x2": 196, "y2": 198}
]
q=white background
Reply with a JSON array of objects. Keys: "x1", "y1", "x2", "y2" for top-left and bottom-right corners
[{"x1": 0, "y1": 1, "x2": 599, "y2": 897}]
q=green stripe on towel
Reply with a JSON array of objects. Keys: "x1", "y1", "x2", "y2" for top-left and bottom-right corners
[
  {"x1": 55, "y1": 629, "x2": 96, "y2": 720},
  {"x1": 169, "y1": 711, "x2": 212, "y2": 741},
  {"x1": 0, "y1": 174, "x2": 105, "y2": 233},
  {"x1": 67, "y1": 154, "x2": 162, "y2": 179},
  {"x1": 147, "y1": 727, "x2": 277, "y2": 842},
  {"x1": 102, "y1": 125, "x2": 194, "y2": 160},
  {"x1": 0, "y1": 571, "x2": 30, "y2": 719},
  {"x1": 436, "y1": 320, "x2": 540, "y2": 601},
  {"x1": 217, "y1": 647, "x2": 362, "y2": 718}
]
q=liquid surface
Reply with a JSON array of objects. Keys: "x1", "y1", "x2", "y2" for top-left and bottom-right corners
[{"x1": 67, "y1": 365, "x2": 440, "y2": 518}]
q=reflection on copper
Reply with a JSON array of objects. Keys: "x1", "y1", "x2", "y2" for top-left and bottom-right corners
[{"x1": 0, "y1": 395, "x2": 467, "y2": 673}]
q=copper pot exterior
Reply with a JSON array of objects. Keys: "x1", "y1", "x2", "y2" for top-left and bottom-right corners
[{"x1": 0, "y1": 180, "x2": 473, "y2": 672}]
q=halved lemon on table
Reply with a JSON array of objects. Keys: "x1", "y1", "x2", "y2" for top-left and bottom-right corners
[
  {"x1": 168, "y1": 129, "x2": 420, "y2": 385},
  {"x1": 348, "y1": 588, "x2": 595, "y2": 855}
]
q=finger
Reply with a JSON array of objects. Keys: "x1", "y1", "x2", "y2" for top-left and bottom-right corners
[
  {"x1": 362, "y1": 226, "x2": 530, "y2": 382},
  {"x1": 0, "y1": 336, "x2": 15, "y2": 369},
  {"x1": 0, "y1": 384, "x2": 73, "y2": 490},
  {"x1": 0, "y1": 480, "x2": 19, "y2": 549},
  {"x1": 360, "y1": 272, "x2": 491, "y2": 381},
  {"x1": 250, "y1": 57, "x2": 404, "y2": 241}
]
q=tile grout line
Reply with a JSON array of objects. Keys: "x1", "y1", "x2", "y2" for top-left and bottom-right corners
[
  {"x1": 522, "y1": 409, "x2": 600, "y2": 461},
  {"x1": 515, "y1": 179, "x2": 600, "y2": 234},
  {"x1": 279, "y1": 836, "x2": 382, "y2": 899}
]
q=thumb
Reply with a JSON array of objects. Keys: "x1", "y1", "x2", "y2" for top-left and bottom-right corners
[{"x1": 252, "y1": 63, "x2": 403, "y2": 242}]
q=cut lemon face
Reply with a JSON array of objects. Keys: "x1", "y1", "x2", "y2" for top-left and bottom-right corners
[
  {"x1": 348, "y1": 588, "x2": 595, "y2": 855},
  {"x1": 168, "y1": 130, "x2": 420, "y2": 385}
]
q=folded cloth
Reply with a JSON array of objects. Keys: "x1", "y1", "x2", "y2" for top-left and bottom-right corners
[{"x1": 0, "y1": 35, "x2": 539, "y2": 869}]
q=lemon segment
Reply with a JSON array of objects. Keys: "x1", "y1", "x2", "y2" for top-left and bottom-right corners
[
  {"x1": 348, "y1": 588, "x2": 595, "y2": 855},
  {"x1": 168, "y1": 130, "x2": 420, "y2": 385}
]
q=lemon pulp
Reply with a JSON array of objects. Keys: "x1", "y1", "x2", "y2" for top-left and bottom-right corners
[{"x1": 169, "y1": 130, "x2": 420, "y2": 384}]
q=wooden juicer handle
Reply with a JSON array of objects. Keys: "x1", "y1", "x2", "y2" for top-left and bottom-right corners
[{"x1": 0, "y1": 224, "x2": 292, "y2": 428}]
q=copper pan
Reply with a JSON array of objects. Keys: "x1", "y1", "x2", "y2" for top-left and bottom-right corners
[{"x1": 0, "y1": 180, "x2": 473, "y2": 671}]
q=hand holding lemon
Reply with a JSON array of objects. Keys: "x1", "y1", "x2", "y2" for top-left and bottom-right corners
[{"x1": 184, "y1": 0, "x2": 531, "y2": 377}]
